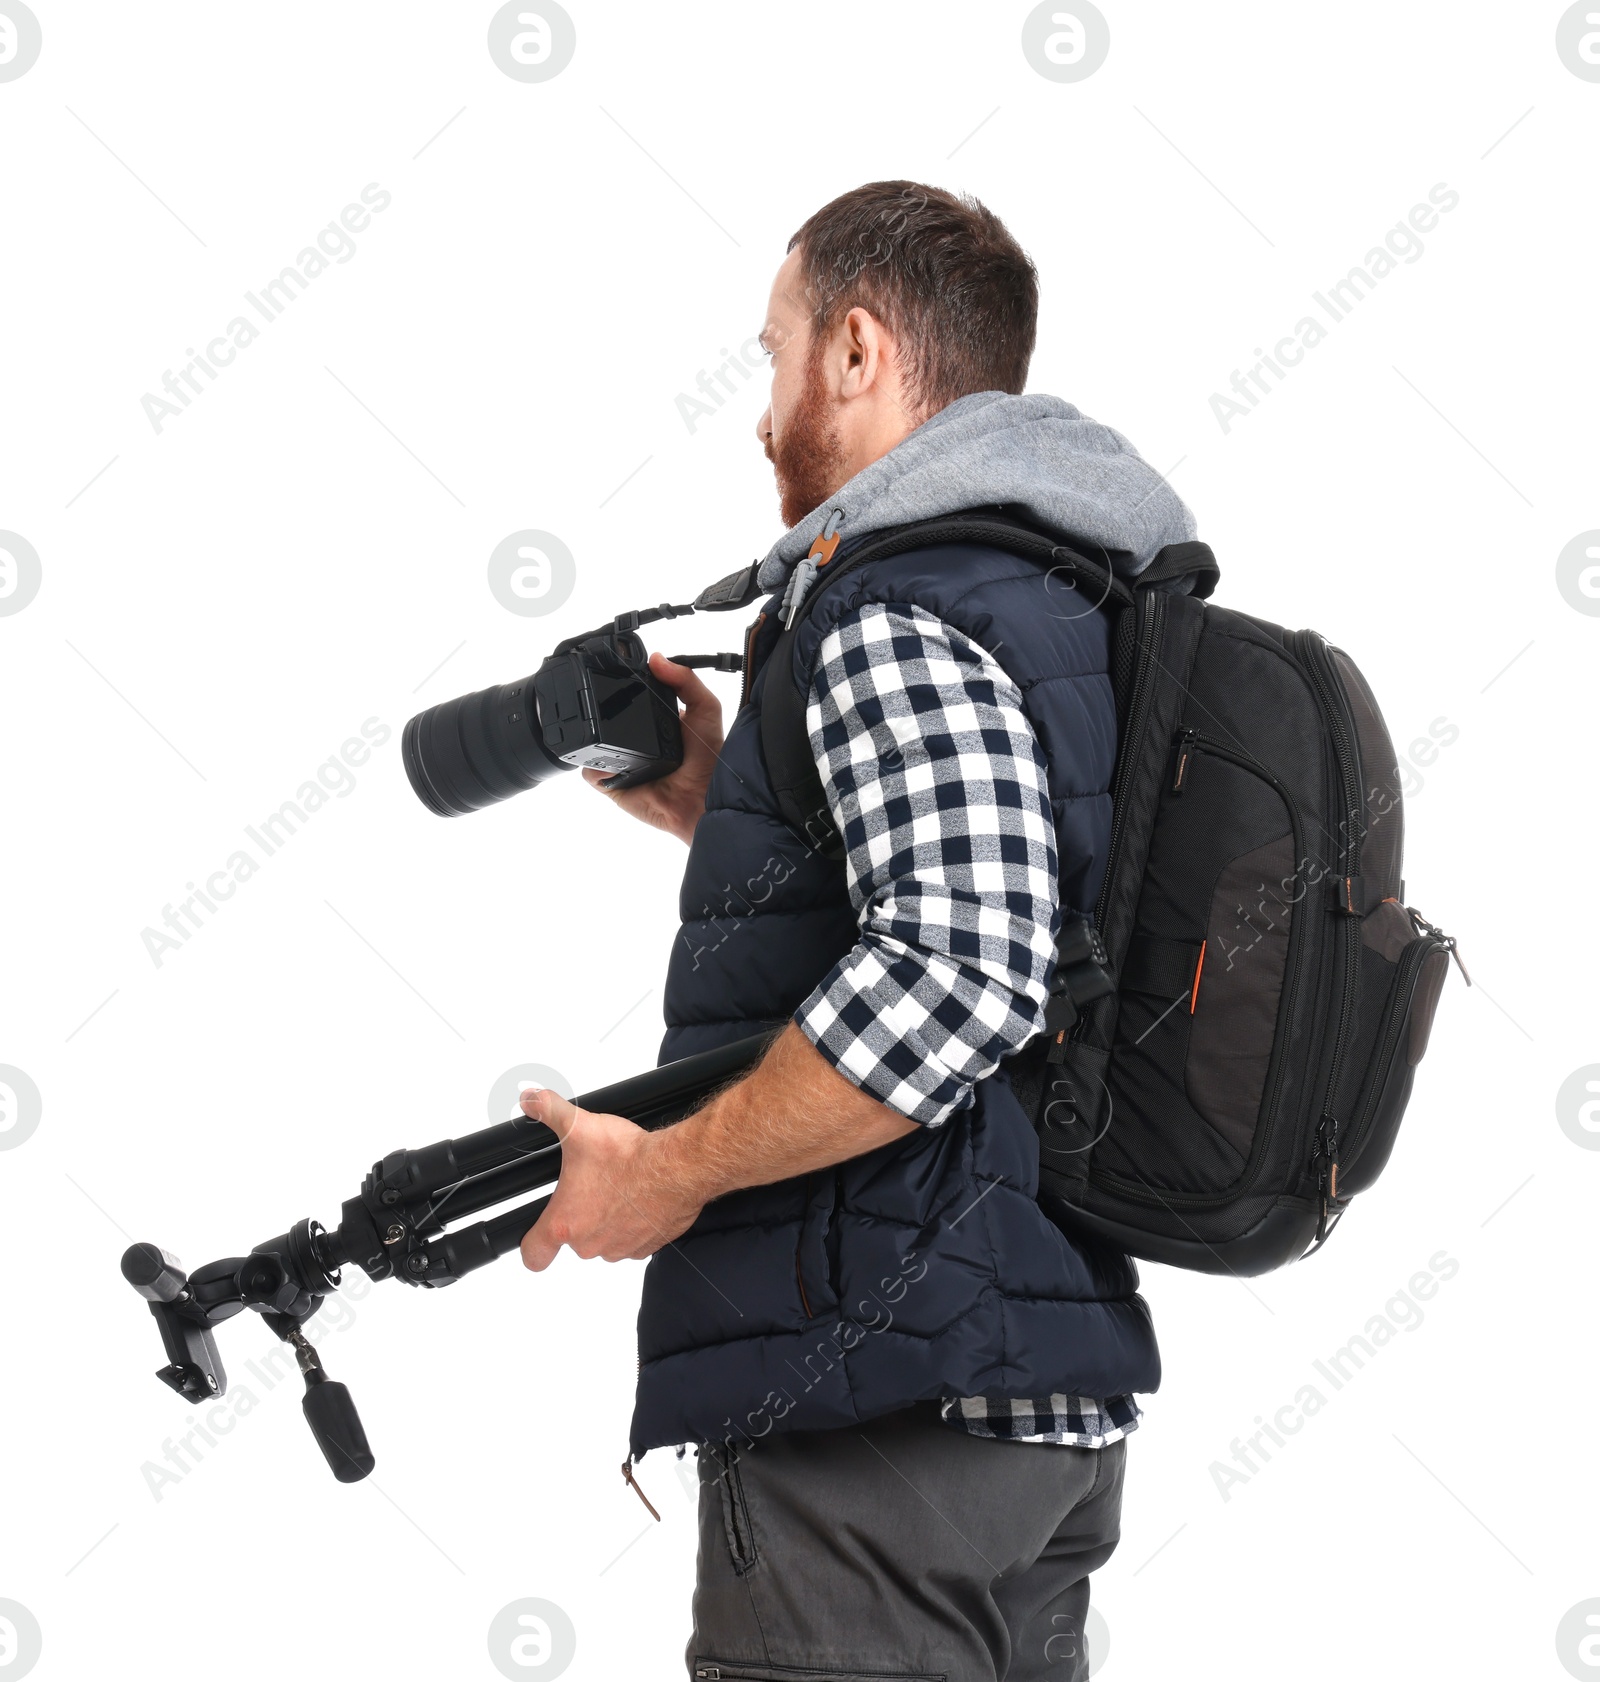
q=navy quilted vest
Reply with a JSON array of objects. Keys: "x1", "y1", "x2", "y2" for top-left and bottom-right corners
[{"x1": 631, "y1": 536, "x2": 1161, "y2": 1457}]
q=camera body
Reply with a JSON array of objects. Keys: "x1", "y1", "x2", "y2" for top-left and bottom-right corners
[
  {"x1": 533, "y1": 628, "x2": 682, "y2": 785},
  {"x1": 403, "y1": 625, "x2": 683, "y2": 818}
]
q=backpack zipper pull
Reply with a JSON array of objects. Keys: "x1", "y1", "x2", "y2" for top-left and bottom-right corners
[
  {"x1": 1172, "y1": 728, "x2": 1198, "y2": 793},
  {"x1": 621, "y1": 1458, "x2": 661, "y2": 1521},
  {"x1": 1313, "y1": 1114, "x2": 1341, "y2": 1200},
  {"x1": 1406, "y1": 906, "x2": 1472, "y2": 986}
]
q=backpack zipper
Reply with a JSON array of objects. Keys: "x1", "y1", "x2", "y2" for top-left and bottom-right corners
[
  {"x1": 695, "y1": 1665, "x2": 940, "y2": 1680},
  {"x1": 1293, "y1": 633, "x2": 1364, "y2": 859},
  {"x1": 1171, "y1": 727, "x2": 1198, "y2": 792},
  {"x1": 1088, "y1": 592, "x2": 1168, "y2": 936},
  {"x1": 1291, "y1": 631, "x2": 1366, "y2": 1216}
]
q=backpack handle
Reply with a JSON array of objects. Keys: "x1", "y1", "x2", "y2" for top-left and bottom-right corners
[{"x1": 1137, "y1": 540, "x2": 1219, "y2": 598}]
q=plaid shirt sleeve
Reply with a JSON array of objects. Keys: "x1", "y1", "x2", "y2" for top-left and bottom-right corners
[{"x1": 792, "y1": 602, "x2": 1058, "y2": 1126}]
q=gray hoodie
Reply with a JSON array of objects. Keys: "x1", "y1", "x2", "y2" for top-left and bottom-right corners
[{"x1": 756, "y1": 390, "x2": 1196, "y2": 594}]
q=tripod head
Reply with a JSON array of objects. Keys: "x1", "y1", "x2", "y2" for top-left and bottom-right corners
[
  {"x1": 120, "y1": 1221, "x2": 372, "y2": 1481},
  {"x1": 121, "y1": 1031, "x2": 769, "y2": 1481}
]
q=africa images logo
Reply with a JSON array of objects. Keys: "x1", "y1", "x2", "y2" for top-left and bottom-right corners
[
  {"x1": 487, "y1": 2, "x2": 577, "y2": 81},
  {"x1": 1556, "y1": 2, "x2": 1600, "y2": 79},
  {"x1": 0, "y1": 1, "x2": 42, "y2": 81},
  {"x1": 0, "y1": 531, "x2": 42, "y2": 617},
  {"x1": 1021, "y1": 2, "x2": 1111, "y2": 81}
]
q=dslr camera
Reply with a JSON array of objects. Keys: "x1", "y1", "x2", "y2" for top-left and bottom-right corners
[
  {"x1": 403, "y1": 570, "x2": 758, "y2": 817},
  {"x1": 403, "y1": 619, "x2": 678, "y2": 816}
]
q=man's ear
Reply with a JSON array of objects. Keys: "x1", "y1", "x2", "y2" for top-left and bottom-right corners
[{"x1": 839, "y1": 306, "x2": 885, "y2": 397}]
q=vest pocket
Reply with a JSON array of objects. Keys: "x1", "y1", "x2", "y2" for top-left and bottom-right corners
[{"x1": 795, "y1": 1172, "x2": 840, "y2": 1321}]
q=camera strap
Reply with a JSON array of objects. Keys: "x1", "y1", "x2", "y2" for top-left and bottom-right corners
[
  {"x1": 555, "y1": 565, "x2": 763, "y2": 674},
  {"x1": 671, "y1": 651, "x2": 745, "y2": 673},
  {"x1": 575, "y1": 557, "x2": 766, "y2": 674},
  {"x1": 692, "y1": 560, "x2": 765, "y2": 614}
]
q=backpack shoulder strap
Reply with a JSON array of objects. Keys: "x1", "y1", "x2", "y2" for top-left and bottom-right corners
[
  {"x1": 760, "y1": 632, "x2": 843, "y2": 857},
  {"x1": 757, "y1": 514, "x2": 1136, "y2": 857}
]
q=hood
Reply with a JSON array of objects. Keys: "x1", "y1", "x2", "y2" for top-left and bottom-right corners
[{"x1": 756, "y1": 390, "x2": 1196, "y2": 593}]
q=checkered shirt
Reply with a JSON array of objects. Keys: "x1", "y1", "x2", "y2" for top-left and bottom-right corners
[
  {"x1": 938, "y1": 1392, "x2": 1143, "y2": 1447},
  {"x1": 793, "y1": 601, "x2": 1140, "y2": 1448}
]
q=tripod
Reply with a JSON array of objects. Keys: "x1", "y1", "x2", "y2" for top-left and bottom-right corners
[{"x1": 121, "y1": 1031, "x2": 769, "y2": 1481}]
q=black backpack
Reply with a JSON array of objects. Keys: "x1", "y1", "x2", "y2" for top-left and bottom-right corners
[{"x1": 757, "y1": 512, "x2": 1464, "y2": 1276}]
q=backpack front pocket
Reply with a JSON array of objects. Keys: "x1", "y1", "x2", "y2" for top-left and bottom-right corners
[
  {"x1": 1095, "y1": 737, "x2": 1304, "y2": 1202},
  {"x1": 1183, "y1": 829, "x2": 1298, "y2": 1157},
  {"x1": 1334, "y1": 919, "x2": 1452, "y2": 1198}
]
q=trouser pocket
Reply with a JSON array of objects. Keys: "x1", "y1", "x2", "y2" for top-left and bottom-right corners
[
  {"x1": 692, "y1": 1662, "x2": 946, "y2": 1681},
  {"x1": 702, "y1": 1444, "x2": 758, "y2": 1574}
]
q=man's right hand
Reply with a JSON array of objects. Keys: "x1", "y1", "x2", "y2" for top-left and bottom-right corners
[{"x1": 582, "y1": 651, "x2": 724, "y2": 845}]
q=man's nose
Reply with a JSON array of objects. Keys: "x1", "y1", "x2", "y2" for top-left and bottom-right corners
[{"x1": 755, "y1": 405, "x2": 772, "y2": 445}]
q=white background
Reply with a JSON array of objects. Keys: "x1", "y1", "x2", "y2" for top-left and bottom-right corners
[{"x1": 1, "y1": 3, "x2": 1596, "y2": 1678}]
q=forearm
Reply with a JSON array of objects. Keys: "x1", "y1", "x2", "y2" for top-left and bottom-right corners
[{"x1": 646, "y1": 1022, "x2": 917, "y2": 1205}]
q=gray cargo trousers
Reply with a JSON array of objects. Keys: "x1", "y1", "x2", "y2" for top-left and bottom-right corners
[{"x1": 688, "y1": 1402, "x2": 1126, "y2": 1681}]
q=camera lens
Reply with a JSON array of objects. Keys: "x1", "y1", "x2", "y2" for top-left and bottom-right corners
[{"x1": 402, "y1": 677, "x2": 568, "y2": 817}]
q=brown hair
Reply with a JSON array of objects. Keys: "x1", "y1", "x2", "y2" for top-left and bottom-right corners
[{"x1": 786, "y1": 181, "x2": 1038, "y2": 419}]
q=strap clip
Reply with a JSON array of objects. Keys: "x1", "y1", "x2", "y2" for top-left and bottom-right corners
[{"x1": 1329, "y1": 874, "x2": 1370, "y2": 915}]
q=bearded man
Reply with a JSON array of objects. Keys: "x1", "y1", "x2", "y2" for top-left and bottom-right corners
[{"x1": 519, "y1": 181, "x2": 1194, "y2": 1682}]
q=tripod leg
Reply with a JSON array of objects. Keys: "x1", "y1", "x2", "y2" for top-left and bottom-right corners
[{"x1": 400, "y1": 1192, "x2": 554, "y2": 1285}]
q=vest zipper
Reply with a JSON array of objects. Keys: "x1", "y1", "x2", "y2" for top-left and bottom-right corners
[
  {"x1": 737, "y1": 611, "x2": 766, "y2": 712},
  {"x1": 621, "y1": 1458, "x2": 661, "y2": 1520},
  {"x1": 793, "y1": 1242, "x2": 813, "y2": 1319},
  {"x1": 825, "y1": 1167, "x2": 846, "y2": 1300}
]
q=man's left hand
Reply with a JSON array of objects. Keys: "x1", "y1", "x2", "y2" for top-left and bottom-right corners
[
  {"x1": 517, "y1": 1025, "x2": 917, "y2": 1277},
  {"x1": 517, "y1": 1090, "x2": 705, "y2": 1271}
]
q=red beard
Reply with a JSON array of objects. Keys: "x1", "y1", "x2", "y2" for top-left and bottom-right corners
[{"x1": 764, "y1": 348, "x2": 848, "y2": 528}]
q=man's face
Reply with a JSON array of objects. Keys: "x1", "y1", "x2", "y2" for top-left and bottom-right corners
[{"x1": 756, "y1": 249, "x2": 848, "y2": 529}]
